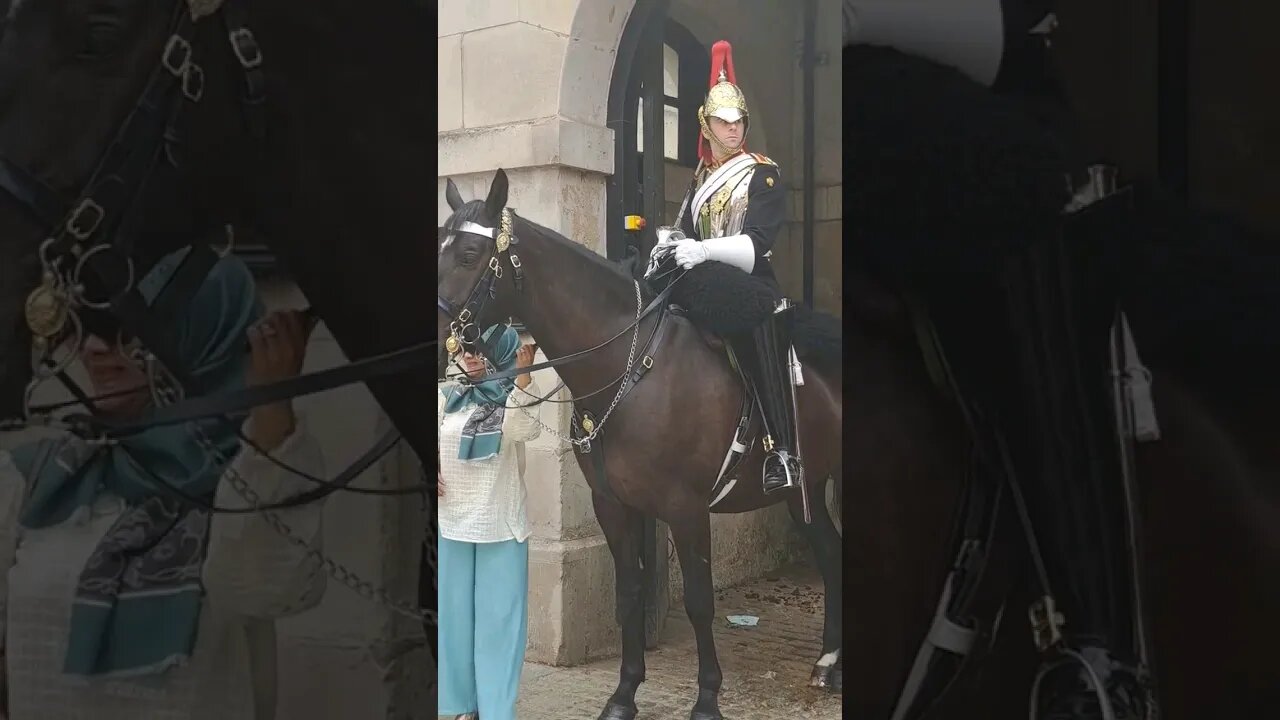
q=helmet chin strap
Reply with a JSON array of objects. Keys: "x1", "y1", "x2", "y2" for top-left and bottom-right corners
[{"x1": 699, "y1": 109, "x2": 748, "y2": 163}]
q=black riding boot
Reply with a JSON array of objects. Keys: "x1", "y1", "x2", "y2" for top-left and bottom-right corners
[
  {"x1": 730, "y1": 301, "x2": 803, "y2": 494},
  {"x1": 998, "y1": 233, "x2": 1150, "y2": 720}
]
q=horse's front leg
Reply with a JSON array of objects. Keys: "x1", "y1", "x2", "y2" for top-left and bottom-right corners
[
  {"x1": 670, "y1": 509, "x2": 724, "y2": 720},
  {"x1": 592, "y1": 490, "x2": 648, "y2": 720},
  {"x1": 787, "y1": 474, "x2": 844, "y2": 692}
]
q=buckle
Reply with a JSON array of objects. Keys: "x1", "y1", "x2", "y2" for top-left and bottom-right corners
[
  {"x1": 641, "y1": 355, "x2": 653, "y2": 369},
  {"x1": 1029, "y1": 595, "x2": 1065, "y2": 652},
  {"x1": 65, "y1": 198, "x2": 105, "y2": 241},
  {"x1": 182, "y1": 63, "x2": 205, "y2": 102},
  {"x1": 228, "y1": 28, "x2": 264, "y2": 69},
  {"x1": 162, "y1": 35, "x2": 192, "y2": 76},
  {"x1": 509, "y1": 254, "x2": 522, "y2": 269}
]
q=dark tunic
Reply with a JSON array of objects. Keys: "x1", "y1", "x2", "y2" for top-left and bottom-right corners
[{"x1": 679, "y1": 159, "x2": 786, "y2": 288}]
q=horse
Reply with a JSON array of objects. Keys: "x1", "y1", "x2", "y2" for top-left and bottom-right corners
[
  {"x1": 840, "y1": 45, "x2": 1280, "y2": 718},
  {"x1": 0, "y1": 0, "x2": 437, "y2": 669},
  {"x1": 0, "y1": 0, "x2": 435, "y2": 466},
  {"x1": 437, "y1": 171, "x2": 845, "y2": 720}
]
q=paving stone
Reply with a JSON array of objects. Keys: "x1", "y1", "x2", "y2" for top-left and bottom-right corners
[{"x1": 514, "y1": 565, "x2": 842, "y2": 719}]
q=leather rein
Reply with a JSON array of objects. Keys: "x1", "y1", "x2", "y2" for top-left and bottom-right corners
[{"x1": 437, "y1": 209, "x2": 679, "y2": 399}]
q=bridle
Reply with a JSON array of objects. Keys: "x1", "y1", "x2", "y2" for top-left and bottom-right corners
[
  {"x1": 0, "y1": 0, "x2": 436, "y2": 510},
  {"x1": 437, "y1": 201, "x2": 684, "y2": 445},
  {"x1": 437, "y1": 208, "x2": 525, "y2": 357}
]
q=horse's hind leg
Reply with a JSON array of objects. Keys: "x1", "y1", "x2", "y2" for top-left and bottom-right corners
[
  {"x1": 787, "y1": 474, "x2": 843, "y2": 693},
  {"x1": 670, "y1": 510, "x2": 724, "y2": 720},
  {"x1": 592, "y1": 491, "x2": 648, "y2": 720}
]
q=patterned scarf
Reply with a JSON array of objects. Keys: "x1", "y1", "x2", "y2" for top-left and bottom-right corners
[
  {"x1": 442, "y1": 325, "x2": 520, "y2": 461},
  {"x1": 8, "y1": 247, "x2": 262, "y2": 678}
]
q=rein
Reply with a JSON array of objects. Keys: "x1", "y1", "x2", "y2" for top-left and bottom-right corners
[
  {"x1": 439, "y1": 206, "x2": 683, "y2": 445},
  {"x1": 439, "y1": 208, "x2": 679, "y2": 386}
]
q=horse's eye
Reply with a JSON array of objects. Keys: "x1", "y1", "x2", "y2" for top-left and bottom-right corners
[{"x1": 460, "y1": 250, "x2": 480, "y2": 266}]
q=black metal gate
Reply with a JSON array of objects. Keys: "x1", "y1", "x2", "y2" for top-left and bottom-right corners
[
  {"x1": 603, "y1": 0, "x2": 820, "y2": 649},
  {"x1": 605, "y1": 0, "x2": 675, "y2": 649}
]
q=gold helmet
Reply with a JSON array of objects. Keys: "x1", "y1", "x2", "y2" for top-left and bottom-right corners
[{"x1": 697, "y1": 40, "x2": 748, "y2": 162}]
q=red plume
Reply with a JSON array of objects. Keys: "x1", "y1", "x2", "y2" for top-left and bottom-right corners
[
  {"x1": 698, "y1": 40, "x2": 744, "y2": 163},
  {"x1": 708, "y1": 40, "x2": 737, "y2": 86}
]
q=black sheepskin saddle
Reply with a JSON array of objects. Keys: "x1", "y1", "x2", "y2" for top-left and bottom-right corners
[{"x1": 617, "y1": 250, "x2": 841, "y2": 371}]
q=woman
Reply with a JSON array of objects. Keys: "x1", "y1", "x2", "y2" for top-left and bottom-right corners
[
  {"x1": 437, "y1": 324, "x2": 540, "y2": 720},
  {"x1": 0, "y1": 248, "x2": 328, "y2": 719}
]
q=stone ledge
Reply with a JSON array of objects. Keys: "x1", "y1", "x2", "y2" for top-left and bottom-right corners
[{"x1": 437, "y1": 117, "x2": 614, "y2": 177}]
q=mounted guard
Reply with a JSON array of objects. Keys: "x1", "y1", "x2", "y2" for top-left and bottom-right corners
[{"x1": 647, "y1": 40, "x2": 800, "y2": 495}]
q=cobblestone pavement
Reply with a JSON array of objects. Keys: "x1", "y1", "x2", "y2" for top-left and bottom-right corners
[{"x1": 514, "y1": 564, "x2": 841, "y2": 720}]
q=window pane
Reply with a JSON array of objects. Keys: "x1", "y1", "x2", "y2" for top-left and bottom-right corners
[
  {"x1": 664, "y1": 44, "x2": 679, "y2": 97},
  {"x1": 637, "y1": 97, "x2": 644, "y2": 153},
  {"x1": 664, "y1": 104, "x2": 679, "y2": 160}
]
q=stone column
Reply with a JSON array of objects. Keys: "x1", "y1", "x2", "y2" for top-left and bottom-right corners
[{"x1": 437, "y1": 0, "x2": 634, "y2": 666}]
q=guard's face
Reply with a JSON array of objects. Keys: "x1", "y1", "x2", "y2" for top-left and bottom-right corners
[{"x1": 708, "y1": 117, "x2": 745, "y2": 151}]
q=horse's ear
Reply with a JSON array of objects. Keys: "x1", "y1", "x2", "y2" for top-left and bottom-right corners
[
  {"x1": 485, "y1": 169, "x2": 509, "y2": 219},
  {"x1": 445, "y1": 178, "x2": 465, "y2": 211}
]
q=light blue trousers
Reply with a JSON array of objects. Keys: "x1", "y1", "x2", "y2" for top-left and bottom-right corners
[{"x1": 438, "y1": 535, "x2": 529, "y2": 720}]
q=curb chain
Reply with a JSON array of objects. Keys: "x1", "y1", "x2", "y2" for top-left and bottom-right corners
[
  {"x1": 185, "y1": 404, "x2": 436, "y2": 626},
  {"x1": 516, "y1": 280, "x2": 643, "y2": 447}
]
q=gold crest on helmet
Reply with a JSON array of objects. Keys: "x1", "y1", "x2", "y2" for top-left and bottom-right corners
[{"x1": 701, "y1": 69, "x2": 748, "y2": 124}]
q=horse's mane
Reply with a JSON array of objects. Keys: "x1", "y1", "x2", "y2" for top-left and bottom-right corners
[{"x1": 514, "y1": 212, "x2": 636, "y2": 285}]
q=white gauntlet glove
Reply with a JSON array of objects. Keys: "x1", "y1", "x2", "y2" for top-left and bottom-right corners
[
  {"x1": 675, "y1": 234, "x2": 756, "y2": 273},
  {"x1": 674, "y1": 239, "x2": 710, "y2": 269}
]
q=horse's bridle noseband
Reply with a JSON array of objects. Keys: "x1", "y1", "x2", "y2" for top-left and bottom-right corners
[{"x1": 438, "y1": 208, "x2": 525, "y2": 356}]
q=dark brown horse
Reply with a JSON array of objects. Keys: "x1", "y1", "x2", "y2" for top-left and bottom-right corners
[
  {"x1": 840, "y1": 42, "x2": 1280, "y2": 719},
  {"x1": 0, "y1": 0, "x2": 438, "y2": 686},
  {"x1": 843, "y1": 240, "x2": 1280, "y2": 720},
  {"x1": 437, "y1": 172, "x2": 844, "y2": 720}
]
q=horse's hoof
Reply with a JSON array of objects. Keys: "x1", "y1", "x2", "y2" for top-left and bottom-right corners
[
  {"x1": 689, "y1": 711, "x2": 723, "y2": 720},
  {"x1": 598, "y1": 702, "x2": 638, "y2": 720},
  {"x1": 809, "y1": 662, "x2": 839, "y2": 691}
]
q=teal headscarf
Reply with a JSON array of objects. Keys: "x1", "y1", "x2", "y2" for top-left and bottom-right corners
[
  {"x1": 8, "y1": 246, "x2": 262, "y2": 678},
  {"x1": 441, "y1": 324, "x2": 521, "y2": 461}
]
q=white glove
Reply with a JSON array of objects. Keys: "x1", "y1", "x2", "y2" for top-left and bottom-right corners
[
  {"x1": 679, "y1": 234, "x2": 756, "y2": 273},
  {"x1": 674, "y1": 239, "x2": 710, "y2": 269}
]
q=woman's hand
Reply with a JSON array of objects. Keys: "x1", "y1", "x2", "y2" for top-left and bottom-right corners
[
  {"x1": 514, "y1": 343, "x2": 536, "y2": 389},
  {"x1": 246, "y1": 309, "x2": 313, "y2": 450},
  {"x1": 437, "y1": 467, "x2": 445, "y2": 498}
]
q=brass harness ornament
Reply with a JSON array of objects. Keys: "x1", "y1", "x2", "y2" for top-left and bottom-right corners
[{"x1": 446, "y1": 209, "x2": 517, "y2": 357}]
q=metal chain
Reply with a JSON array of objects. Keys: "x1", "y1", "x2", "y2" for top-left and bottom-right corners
[
  {"x1": 514, "y1": 280, "x2": 643, "y2": 447},
  {"x1": 175, "y1": 385, "x2": 435, "y2": 625}
]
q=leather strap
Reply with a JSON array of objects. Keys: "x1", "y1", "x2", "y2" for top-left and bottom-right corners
[{"x1": 92, "y1": 340, "x2": 436, "y2": 437}]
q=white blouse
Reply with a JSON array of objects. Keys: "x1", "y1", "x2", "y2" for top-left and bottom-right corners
[
  {"x1": 0, "y1": 415, "x2": 328, "y2": 720},
  {"x1": 436, "y1": 379, "x2": 542, "y2": 544}
]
